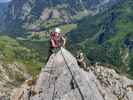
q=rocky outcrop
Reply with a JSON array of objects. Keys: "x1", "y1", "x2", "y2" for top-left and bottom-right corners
[
  {"x1": 12, "y1": 48, "x2": 133, "y2": 100},
  {"x1": 0, "y1": 62, "x2": 30, "y2": 100},
  {"x1": 91, "y1": 65, "x2": 133, "y2": 100},
  {"x1": 31, "y1": 48, "x2": 105, "y2": 100}
]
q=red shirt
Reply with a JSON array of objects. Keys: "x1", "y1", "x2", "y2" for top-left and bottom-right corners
[{"x1": 51, "y1": 32, "x2": 58, "y2": 48}]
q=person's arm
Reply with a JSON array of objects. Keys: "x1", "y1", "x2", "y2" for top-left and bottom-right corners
[
  {"x1": 51, "y1": 39, "x2": 57, "y2": 47},
  {"x1": 79, "y1": 58, "x2": 84, "y2": 62},
  {"x1": 80, "y1": 57, "x2": 84, "y2": 61},
  {"x1": 62, "y1": 36, "x2": 66, "y2": 47},
  {"x1": 77, "y1": 56, "x2": 84, "y2": 62}
]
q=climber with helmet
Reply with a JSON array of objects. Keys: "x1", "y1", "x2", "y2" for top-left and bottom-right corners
[
  {"x1": 76, "y1": 52, "x2": 87, "y2": 69},
  {"x1": 48, "y1": 28, "x2": 66, "y2": 59}
]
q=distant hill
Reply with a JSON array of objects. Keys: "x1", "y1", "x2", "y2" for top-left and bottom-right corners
[
  {"x1": 0, "y1": 2, "x2": 9, "y2": 16},
  {"x1": 69, "y1": 0, "x2": 133, "y2": 78},
  {"x1": 0, "y1": 0, "x2": 121, "y2": 34}
]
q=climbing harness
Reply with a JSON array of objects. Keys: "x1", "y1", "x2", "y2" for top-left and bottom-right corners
[{"x1": 60, "y1": 48, "x2": 85, "y2": 100}]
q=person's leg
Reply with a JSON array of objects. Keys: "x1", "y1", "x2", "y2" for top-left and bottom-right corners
[
  {"x1": 80, "y1": 61, "x2": 87, "y2": 69},
  {"x1": 77, "y1": 61, "x2": 81, "y2": 66},
  {"x1": 47, "y1": 47, "x2": 53, "y2": 61},
  {"x1": 83, "y1": 62, "x2": 87, "y2": 68}
]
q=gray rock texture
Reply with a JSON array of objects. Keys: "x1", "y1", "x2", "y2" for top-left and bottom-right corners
[
  {"x1": 0, "y1": 62, "x2": 30, "y2": 100},
  {"x1": 11, "y1": 48, "x2": 133, "y2": 100},
  {"x1": 31, "y1": 48, "x2": 104, "y2": 100}
]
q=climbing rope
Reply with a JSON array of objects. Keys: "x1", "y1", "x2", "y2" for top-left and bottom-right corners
[{"x1": 60, "y1": 48, "x2": 85, "y2": 100}]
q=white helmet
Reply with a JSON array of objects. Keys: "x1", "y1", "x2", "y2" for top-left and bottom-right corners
[{"x1": 55, "y1": 28, "x2": 61, "y2": 33}]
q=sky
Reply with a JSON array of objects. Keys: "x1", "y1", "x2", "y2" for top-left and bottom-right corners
[{"x1": 0, "y1": 0, "x2": 11, "y2": 3}]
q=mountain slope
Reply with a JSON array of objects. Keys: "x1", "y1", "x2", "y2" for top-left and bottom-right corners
[
  {"x1": 69, "y1": 0, "x2": 133, "y2": 77},
  {"x1": 0, "y1": 2, "x2": 9, "y2": 16},
  {"x1": 0, "y1": 0, "x2": 121, "y2": 34},
  {"x1": 0, "y1": 36, "x2": 44, "y2": 99},
  {"x1": 11, "y1": 48, "x2": 133, "y2": 100}
]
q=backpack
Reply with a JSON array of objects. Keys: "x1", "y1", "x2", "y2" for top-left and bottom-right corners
[{"x1": 50, "y1": 32, "x2": 58, "y2": 48}]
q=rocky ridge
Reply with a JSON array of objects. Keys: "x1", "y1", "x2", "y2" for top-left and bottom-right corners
[
  {"x1": 0, "y1": 61, "x2": 30, "y2": 100},
  {"x1": 11, "y1": 48, "x2": 133, "y2": 100}
]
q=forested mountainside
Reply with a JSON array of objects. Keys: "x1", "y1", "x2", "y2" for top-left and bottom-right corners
[
  {"x1": 0, "y1": 0, "x2": 132, "y2": 77},
  {"x1": 69, "y1": 0, "x2": 133, "y2": 78},
  {"x1": 0, "y1": 0, "x2": 121, "y2": 34},
  {"x1": 0, "y1": 0, "x2": 133, "y2": 99}
]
